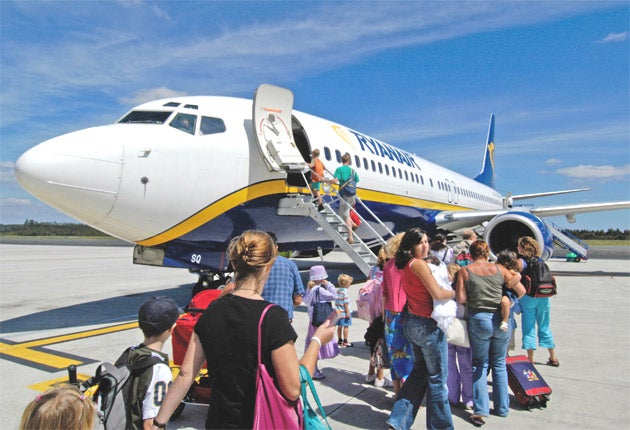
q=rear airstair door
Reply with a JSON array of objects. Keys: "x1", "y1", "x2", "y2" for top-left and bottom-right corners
[{"x1": 253, "y1": 84, "x2": 307, "y2": 172}]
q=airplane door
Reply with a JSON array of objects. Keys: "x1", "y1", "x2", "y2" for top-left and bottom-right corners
[{"x1": 253, "y1": 84, "x2": 307, "y2": 172}]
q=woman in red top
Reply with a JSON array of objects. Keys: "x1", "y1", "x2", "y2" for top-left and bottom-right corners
[{"x1": 387, "y1": 228, "x2": 456, "y2": 430}]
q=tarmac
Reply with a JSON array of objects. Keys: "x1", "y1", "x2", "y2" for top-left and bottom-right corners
[{"x1": 0, "y1": 242, "x2": 629, "y2": 429}]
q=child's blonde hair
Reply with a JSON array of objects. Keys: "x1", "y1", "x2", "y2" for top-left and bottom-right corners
[
  {"x1": 338, "y1": 273, "x2": 353, "y2": 287},
  {"x1": 447, "y1": 263, "x2": 462, "y2": 282},
  {"x1": 20, "y1": 385, "x2": 97, "y2": 430}
]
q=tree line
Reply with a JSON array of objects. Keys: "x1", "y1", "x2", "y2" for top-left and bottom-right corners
[
  {"x1": 1, "y1": 220, "x2": 628, "y2": 240},
  {"x1": 0, "y1": 220, "x2": 109, "y2": 237}
]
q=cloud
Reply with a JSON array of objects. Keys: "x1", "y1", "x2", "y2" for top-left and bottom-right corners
[
  {"x1": 0, "y1": 197, "x2": 31, "y2": 206},
  {"x1": 556, "y1": 164, "x2": 630, "y2": 180},
  {"x1": 598, "y1": 31, "x2": 628, "y2": 44},
  {"x1": 1, "y1": 161, "x2": 16, "y2": 184},
  {"x1": 119, "y1": 87, "x2": 189, "y2": 106},
  {"x1": 546, "y1": 158, "x2": 563, "y2": 166}
]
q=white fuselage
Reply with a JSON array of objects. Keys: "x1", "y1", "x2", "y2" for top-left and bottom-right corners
[{"x1": 15, "y1": 96, "x2": 502, "y2": 248}]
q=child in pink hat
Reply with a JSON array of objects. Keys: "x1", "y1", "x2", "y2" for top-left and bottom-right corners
[{"x1": 302, "y1": 265, "x2": 339, "y2": 379}]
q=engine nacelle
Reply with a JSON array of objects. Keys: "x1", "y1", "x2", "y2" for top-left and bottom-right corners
[{"x1": 483, "y1": 211, "x2": 554, "y2": 260}]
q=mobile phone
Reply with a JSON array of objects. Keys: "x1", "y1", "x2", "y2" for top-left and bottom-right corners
[{"x1": 326, "y1": 310, "x2": 341, "y2": 326}]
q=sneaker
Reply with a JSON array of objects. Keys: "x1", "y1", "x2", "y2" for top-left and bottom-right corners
[
  {"x1": 317, "y1": 204, "x2": 324, "y2": 212},
  {"x1": 464, "y1": 402, "x2": 474, "y2": 413},
  {"x1": 312, "y1": 370, "x2": 326, "y2": 380},
  {"x1": 499, "y1": 321, "x2": 508, "y2": 332},
  {"x1": 365, "y1": 373, "x2": 377, "y2": 383},
  {"x1": 374, "y1": 377, "x2": 393, "y2": 388}
]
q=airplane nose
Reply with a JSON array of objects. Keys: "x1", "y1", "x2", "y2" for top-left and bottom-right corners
[{"x1": 15, "y1": 127, "x2": 123, "y2": 225}]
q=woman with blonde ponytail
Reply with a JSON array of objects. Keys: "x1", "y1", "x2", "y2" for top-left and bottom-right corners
[{"x1": 153, "y1": 230, "x2": 335, "y2": 429}]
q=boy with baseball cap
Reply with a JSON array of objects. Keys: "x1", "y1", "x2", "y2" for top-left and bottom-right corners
[{"x1": 116, "y1": 296, "x2": 180, "y2": 430}]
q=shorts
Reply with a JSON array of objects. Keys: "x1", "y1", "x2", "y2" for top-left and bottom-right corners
[
  {"x1": 336, "y1": 316, "x2": 352, "y2": 327},
  {"x1": 310, "y1": 181, "x2": 321, "y2": 191},
  {"x1": 338, "y1": 195, "x2": 355, "y2": 218}
]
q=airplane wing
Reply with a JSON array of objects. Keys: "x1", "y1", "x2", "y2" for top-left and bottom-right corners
[{"x1": 435, "y1": 201, "x2": 630, "y2": 232}]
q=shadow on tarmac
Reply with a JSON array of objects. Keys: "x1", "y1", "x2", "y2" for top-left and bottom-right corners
[{"x1": 0, "y1": 283, "x2": 195, "y2": 334}]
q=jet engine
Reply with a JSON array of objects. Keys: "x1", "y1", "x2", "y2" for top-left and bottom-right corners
[{"x1": 483, "y1": 211, "x2": 554, "y2": 260}]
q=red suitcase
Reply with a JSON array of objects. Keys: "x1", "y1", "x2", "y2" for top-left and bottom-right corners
[
  {"x1": 506, "y1": 355, "x2": 552, "y2": 409},
  {"x1": 172, "y1": 289, "x2": 222, "y2": 366}
]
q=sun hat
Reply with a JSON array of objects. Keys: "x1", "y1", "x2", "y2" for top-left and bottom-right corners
[{"x1": 309, "y1": 265, "x2": 328, "y2": 281}]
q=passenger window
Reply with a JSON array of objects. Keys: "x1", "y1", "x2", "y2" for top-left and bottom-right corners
[
  {"x1": 355, "y1": 156, "x2": 361, "y2": 168},
  {"x1": 363, "y1": 158, "x2": 368, "y2": 169},
  {"x1": 170, "y1": 113, "x2": 197, "y2": 135},
  {"x1": 385, "y1": 165, "x2": 390, "y2": 175},
  {"x1": 371, "y1": 160, "x2": 376, "y2": 171},
  {"x1": 335, "y1": 150, "x2": 342, "y2": 163},
  {"x1": 200, "y1": 116, "x2": 226, "y2": 135},
  {"x1": 378, "y1": 162, "x2": 383, "y2": 174},
  {"x1": 324, "y1": 147, "x2": 332, "y2": 161}
]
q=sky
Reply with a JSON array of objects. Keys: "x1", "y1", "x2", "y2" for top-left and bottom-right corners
[{"x1": 1, "y1": 0, "x2": 629, "y2": 231}]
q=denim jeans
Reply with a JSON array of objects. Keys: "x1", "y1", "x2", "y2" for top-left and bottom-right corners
[
  {"x1": 387, "y1": 313, "x2": 453, "y2": 430},
  {"x1": 468, "y1": 311, "x2": 511, "y2": 417}
]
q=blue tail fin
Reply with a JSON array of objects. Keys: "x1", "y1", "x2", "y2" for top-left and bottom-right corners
[{"x1": 474, "y1": 114, "x2": 496, "y2": 189}]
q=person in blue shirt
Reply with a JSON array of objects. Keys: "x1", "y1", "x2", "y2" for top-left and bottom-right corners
[{"x1": 262, "y1": 232, "x2": 305, "y2": 321}]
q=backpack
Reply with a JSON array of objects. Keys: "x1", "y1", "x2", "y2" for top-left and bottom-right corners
[
  {"x1": 455, "y1": 251, "x2": 473, "y2": 267},
  {"x1": 81, "y1": 347, "x2": 164, "y2": 430},
  {"x1": 339, "y1": 169, "x2": 356, "y2": 197},
  {"x1": 523, "y1": 257, "x2": 558, "y2": 298},
  {"x1": 356, "y1": 278, "x2": 383, "y2": 323}
]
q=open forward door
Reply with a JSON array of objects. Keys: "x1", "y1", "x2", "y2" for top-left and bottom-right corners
[{"x1": 253, "y1": 84, "x2": 307, "y2": 172}]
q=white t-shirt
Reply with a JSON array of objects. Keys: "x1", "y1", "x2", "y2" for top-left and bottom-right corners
[{"x1": 141, "y1": 355, "x2": 172, "y2": 420}]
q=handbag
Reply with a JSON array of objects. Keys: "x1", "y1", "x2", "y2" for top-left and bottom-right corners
[
  {"x1": 253, "y1": 305, "x2": 303, "y2": 430},
  {"x1": 299, "y1": 365, "x2": 332, "y2": 430},
  {"x1": 311, "y1": 287, "x2": 334, "y2": 327},
  {"x1": 446, "y1": 317, "x2": 470, "y2": 348}
]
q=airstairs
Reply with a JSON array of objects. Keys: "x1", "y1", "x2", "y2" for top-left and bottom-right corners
[
  {"x1": 547, "y1": 221, "x2": 589, "y2": 260},
  {"x1": 277, "y1": 192, "x2": 394, "y2": 277}
]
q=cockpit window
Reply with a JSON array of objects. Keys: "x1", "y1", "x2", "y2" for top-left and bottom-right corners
[
  {"x1": 170, "y1": 113, "x2": 197, "y2": 135},
  {"x1": 119, "y1": 111, "x2": 172, "y2": 124},
  {"x1": 200, "y1": 116, "x2": 226, "y2": 135},
  {"x1": 163, "y1": 102, "x2": 180, "y2": 107}
]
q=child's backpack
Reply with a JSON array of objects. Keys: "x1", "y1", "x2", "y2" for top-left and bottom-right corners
[
  {"x1": 455, "y1": 250, "x2": 473, "y2": 267},
  {"x1": 81, "y1": 347, "x2": 164, "y2": 430},
  {"x1": 523, "y1": 257, "x2": 557, "y2": 298},
  {"x1": 356, "y1": 278, "x2": 383, "y2": 323}
]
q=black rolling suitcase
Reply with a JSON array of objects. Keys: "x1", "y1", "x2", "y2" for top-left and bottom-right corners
[{"x1": 506, "y1": 355, "x2": 552, "y2": 409}]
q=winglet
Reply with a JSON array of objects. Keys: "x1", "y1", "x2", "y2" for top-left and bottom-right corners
[{"x1": 474, "y1": 114, "x2": 496, "y2": 189}]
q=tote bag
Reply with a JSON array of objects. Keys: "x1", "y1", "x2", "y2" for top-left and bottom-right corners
[
  {"x1": 299, "y1": 365, "x2": 332, "y2": 430},
  {"x1": 253, "y1": 305, "x2": 303, "y2": 430},
  {"x1": 446, "y1": 317, "x2": 470, "y2": 348},
  {"x1": 311, "y1": 287, "x2": 333, "y2": 327}
]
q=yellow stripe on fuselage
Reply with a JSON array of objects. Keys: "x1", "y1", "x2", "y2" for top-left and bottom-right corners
[{"x1": 137, "y1": 180, "x2": 468, "y2": 246}]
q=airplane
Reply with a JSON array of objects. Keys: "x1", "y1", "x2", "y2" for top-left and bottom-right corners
[{"x1": 14, "y1": 84, "x2": 630, "y2": 280}]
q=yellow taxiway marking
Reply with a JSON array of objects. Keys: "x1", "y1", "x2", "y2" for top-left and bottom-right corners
[
  {"x1": 0, "y1": 321, "x2": 138, "y2": 372},
  {"x1": 28, "y1": 373, "x2": 92, "y2": 393}
]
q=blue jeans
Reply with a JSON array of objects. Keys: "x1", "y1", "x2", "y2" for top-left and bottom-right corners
[
  {"x1": 387, "y1": 313, "x2": 453, "y2": 430},
  {"x1": 468, "y1": 311, "x2": 511, "y2": 417}
]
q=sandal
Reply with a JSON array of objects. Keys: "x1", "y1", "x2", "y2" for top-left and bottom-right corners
[
  {"x1": 470, "y1": 415, "x2": 485, "y2": 427},
  {"x1": 547, "y1": 359, "x2": 560, "y2": 367}
]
